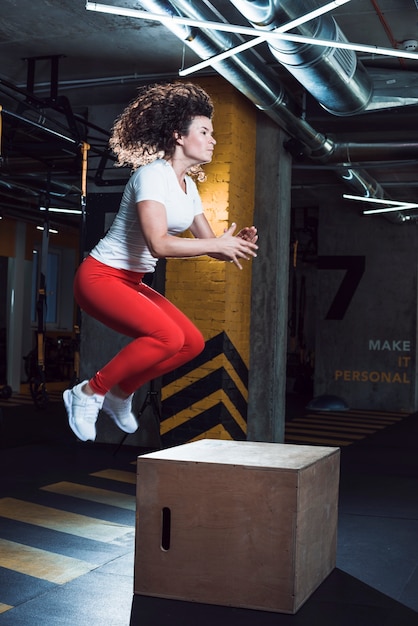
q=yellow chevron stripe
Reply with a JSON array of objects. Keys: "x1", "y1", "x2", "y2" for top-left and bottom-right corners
[
  {"x1": 162, "y1": 353, "x2": 248, "y2": 401},
  {"x1": 221, "y1": 391, "x2": 247, "y2": 433},
  {"x1": 190, "y1": 425, "x2": 234, "y2": 441},
  {"x1": 0, "y1": 603, "x2": 13, "y2": 614},
  {"x1": 40, "y1": 482, "x2": 136, "y2": 511},
  {"x1": 162, "y1": 354, "x2": 224, "y2": 400},
  {"x1": 160, "y1": 390, "x2": 221, "y2": 434},
  {"x1": 223, "y1": 358, "x2": 248, "y2": 401},
  {"x1": 160, "y1": 389, "x2": 246, "y2": 436},
  {"x1": 90, "y1": 469, "x2": 136, "y2": 484},
  {"x1": 0, "y1": 538, "x2": 95, "y2": 584},
  {"x1": 0, "y1": 498, "x2": 133, "y2": 542}
]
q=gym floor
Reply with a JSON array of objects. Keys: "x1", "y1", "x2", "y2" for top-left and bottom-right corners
[{"x1": 0, "y1": 393, "x2": 417, "y2": 626}]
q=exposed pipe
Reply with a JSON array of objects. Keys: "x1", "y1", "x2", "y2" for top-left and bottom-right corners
[
  {"x1": 318, "y1": 140, "x2": 418, "y2": 164},
  {"x1": 229, "y1": 0, "x2": 373, "y2": 116}
]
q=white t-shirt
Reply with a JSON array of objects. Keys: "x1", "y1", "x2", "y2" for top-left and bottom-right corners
[{"x1": 90, "y1": 159, "x2": 203, "y2": 272}]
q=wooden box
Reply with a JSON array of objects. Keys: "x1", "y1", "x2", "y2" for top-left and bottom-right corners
[{"x1": 134, "y1": 439, "x2": 340, "y2": 614}]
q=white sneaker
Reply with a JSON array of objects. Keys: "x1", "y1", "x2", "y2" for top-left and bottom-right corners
[
  {"x1": 63, "y1": 381, "x2": 104, "y2": 442},
  {"x1": 102, "y1": 392, "x2": 138, "y2": 434}
]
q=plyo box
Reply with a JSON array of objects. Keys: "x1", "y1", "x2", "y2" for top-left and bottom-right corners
[{"x1": 134, "y1": 439, "x2": 340, "y2": 614}]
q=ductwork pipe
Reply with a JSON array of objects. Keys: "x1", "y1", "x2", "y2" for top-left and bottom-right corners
[
  {"x1": 314, "y1": 140, "x2": 418, "y2": 164},
  {"x1": 229, "y1": 0, "x2": 373, "y2": 116},
  {"x1": 335, "y1": 165, "x2": 385, "y2": 198}
]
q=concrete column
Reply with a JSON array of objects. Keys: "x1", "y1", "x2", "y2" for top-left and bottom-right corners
[{"x1": 247, "y1": 115, "x2": 291, "y2": 442}]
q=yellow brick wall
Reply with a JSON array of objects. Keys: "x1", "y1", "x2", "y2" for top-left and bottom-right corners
[
  {"x1": 165, "y1": 77, "x2": 256, "y2": 362},
  {"x1": 161, "y1": 77, "x2": 257, "y2": 444}
]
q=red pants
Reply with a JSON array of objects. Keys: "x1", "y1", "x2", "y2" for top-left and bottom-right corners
[{"x1": 73, "y1": 256, "x2": 204, "y2": 395}]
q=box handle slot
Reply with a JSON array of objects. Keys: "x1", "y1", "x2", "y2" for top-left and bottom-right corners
[{"x1": 161, "y1": 507, "x2": 171, "y2": 551}]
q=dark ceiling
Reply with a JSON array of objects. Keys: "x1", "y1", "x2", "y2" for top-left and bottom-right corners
[{"x1": 1, "y1": 0, "x2": 418, "y2": 231}]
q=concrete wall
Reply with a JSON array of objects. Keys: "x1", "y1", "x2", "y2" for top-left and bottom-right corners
[{"x1": 315, "y1": 203, "x2": 418, "y2": 412}]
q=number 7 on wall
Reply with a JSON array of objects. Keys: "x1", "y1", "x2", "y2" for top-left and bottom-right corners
[{"x1": 317, "y1": 256, "x2": 366, "y2": 320}]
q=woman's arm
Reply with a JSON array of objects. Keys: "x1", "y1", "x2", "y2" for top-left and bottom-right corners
[
  {"x1": 191, "y1": 214, "x2": 258, "y2": 244},
  {"x1": 190, "y1": 214, "x2": 257, "y2": 242},
  {"x1": 190, "y1": 214, "x2": 258, "y2": 262},
  {"x1": 137, "y1": 200, "x2": 258, "y2": 269}
]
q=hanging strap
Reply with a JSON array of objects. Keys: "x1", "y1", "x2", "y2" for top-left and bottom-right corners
[
  {"x1": 79, "y1": 141, "x2": 90, "y2": 262},
  {"x1": 81, "y1": 141, "x2": 90, "y2": 203}
]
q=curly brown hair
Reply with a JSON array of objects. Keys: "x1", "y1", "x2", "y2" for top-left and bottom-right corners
[{"x1": 109, "y1": 82, "x2": 214, "y2": 179}]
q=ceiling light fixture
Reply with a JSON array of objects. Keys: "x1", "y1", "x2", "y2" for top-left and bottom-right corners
[
  {"x1": 40, "y1": 206, "x2": 82, "y2": 215},
  {"x1": 343, "y1": 193, "x2": 418, "y2": 214},
  {"x1": 37, "y1": 225, "x2": 59, "y2": 234},
  {"x1": 85, "y1": 1, "x2": 349, "y2": 36},
  {"x1": 86, "y1": 2, "x2": 418, "y2": 75}
]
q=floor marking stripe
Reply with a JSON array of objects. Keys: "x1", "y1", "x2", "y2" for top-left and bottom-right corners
[
  {"x1": 343, "y1": 410, "x2": 406, "y2": 417},
  {"x1": 0, "y1": 498, "x2": 133, "y2": 542},
  {"x1": 285, "y1": 411, "x2": 408, "y2": 445},
  {"x1": 286, "y1": 428, "x2": 366, "y2": 440},
  {"x1": 300, "y1": 414, "x2": 402, "y2": 424},
  {"x1": 325, "y1": 413, "x2": 402, "y2": 421},
  {"x1": 285, "y1": 434, "x2": 352, "y2": 446},
  {"x1": 0, "y1": 390, "x2": 64, "y2": 408},
  {"x1": 286, "y1": 423, "x2": 379, "y2": 434},
  {"x1": 0, "y1": 538, "x2": 95, "y2": 584},
  {"x1": 40, "y1": 482, "x2": 136, "y2": 511},
  {"x1": 90, "y1": 469, "x2": 136, "y2": 485}
]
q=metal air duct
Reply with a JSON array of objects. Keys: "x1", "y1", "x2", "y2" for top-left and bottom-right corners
[{"x1": 229, "y1": 0, "x2": 373, "y2": 116}]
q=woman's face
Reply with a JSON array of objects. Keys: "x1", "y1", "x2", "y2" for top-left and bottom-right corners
[{"x1": 177, "y1": 116, "x2": 216, "y2": 164}]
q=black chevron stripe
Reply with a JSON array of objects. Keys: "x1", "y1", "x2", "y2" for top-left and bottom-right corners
[
  {"x1": 161, "y1": 369, "x2": 222, "y2": 419},
  {"x1": 161, "y1": 402, "x2": 246, "y2": 447},
  {"x1": 221, "y1": 368, "x2": 248, "y2": 419},
  {"x1": 161, "y1": 367, "x2": 247, "y2": 423},
  {"x1": 222, "y1": 333, "x2": 248, "y2": 387}
]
